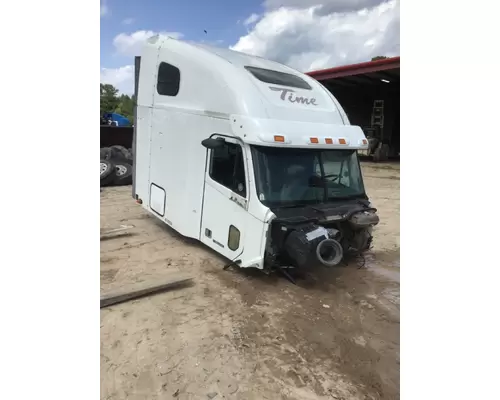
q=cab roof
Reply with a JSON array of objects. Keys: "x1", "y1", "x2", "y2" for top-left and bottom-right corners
[{"x1": 139, "y1": 36, "x2": 367, "y2": 150}]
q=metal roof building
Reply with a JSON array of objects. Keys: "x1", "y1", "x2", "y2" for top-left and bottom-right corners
[
  {"x1": 306, "y1": 57, "x2": 400, "y2": 160},
  {"x1": 306, "y1": 56, "x2": 400, "y2": 85}
]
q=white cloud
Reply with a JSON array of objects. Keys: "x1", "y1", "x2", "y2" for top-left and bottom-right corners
[
  {"x1": 231, "y1": 0, "x2": 399, "y2": 72},
  {"x1": 263, "y1": 0, "x2": 387, "y2": 14},
  {"x1": 243, "y1": 13, "x2": 260, "y2": 26},
  {"x1": 100, "y1": 65, "x2": 134, "y2": 95},
  {"x1": 113, "y1": 30, "x2": 184, "y2": 56},
  {"x1": 101, "y1": 0, "x2": 399, "y2": 96},
  {"x1": 101, "y1": 30, "x2": 184, "y2": 94},
  {"x1": 100, "y1": 1, "x2": 108, "y2": 17},
  {"x1": 122, "y1": 18, "x2": 135, "y2": 25}
]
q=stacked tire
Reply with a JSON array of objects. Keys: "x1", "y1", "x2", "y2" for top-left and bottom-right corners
[{"x1": 100, "y1": 145, "x2": 134, "y2": 187}]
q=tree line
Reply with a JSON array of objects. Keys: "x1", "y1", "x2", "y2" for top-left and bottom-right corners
[{"x1": 100, "y1": 83, "x2": 135, "y2": 124}]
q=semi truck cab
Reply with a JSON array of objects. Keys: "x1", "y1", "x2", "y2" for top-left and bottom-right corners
[{"x1": 133, "y1": 35, "x2": 379, "y2": 274}]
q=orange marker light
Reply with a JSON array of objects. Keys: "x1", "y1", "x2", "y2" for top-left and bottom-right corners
[
  {"x1": 362, "y1": 139, "x2": 368, "y2": 145},
  {"x1": 310, "y1": 137, "x2": 319, "y2": 144},
  {"x1": 274, "y1": 135, "x2": 285, "y2": 142},
  {"x1": 339, "y1": 138, "x2": 347, "y2": 145},
  {"x1": 325, "y1": 138, "x2": 333, "y2": 144}
]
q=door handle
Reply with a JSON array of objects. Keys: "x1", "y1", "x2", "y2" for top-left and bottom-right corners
[{"x1": 230, "y1": 195, "x2": 247, "y2": 209}]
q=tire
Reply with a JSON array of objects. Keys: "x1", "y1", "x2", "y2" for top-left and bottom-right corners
[
  {"x1": 100, "y1": 147, "x2": 112, "y2": 160},
  {"x1": 112, "y1": 161, "x2": 133, "y2": 186},
  {"x1": 101, "y1": 147, "x2": 122, "y2": 161},
  {"x1": 111, "y1": 145, "x2": 131, "y2": 159},
  {"x1": 100, "y1": 160, "x2": 117, "y2": 186},
  {"x1": 126, "y1": 147, "x2": 134, "y2": 164}
]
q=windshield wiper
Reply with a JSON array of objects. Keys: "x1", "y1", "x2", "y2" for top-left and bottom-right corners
[{"x1": 275, "y1": 203, "x2": 311, "y2": 209}]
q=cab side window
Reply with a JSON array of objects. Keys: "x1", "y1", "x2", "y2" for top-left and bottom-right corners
[
  {"x1": 157, "y1": 62, "x2": 180, "y2": 96},
  {"x1": 209, "y1": 142, "x2": 247, "y2": 197}
]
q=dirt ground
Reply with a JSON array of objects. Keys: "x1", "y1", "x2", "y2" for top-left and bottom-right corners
[{"x1": 100, "y1": 162, "x2": 400, "y2": 400}]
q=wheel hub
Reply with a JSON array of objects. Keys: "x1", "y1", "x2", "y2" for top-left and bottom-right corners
[
  {"x1": 115, "y1": 165, "x2": 127, "y2": 176},
  {"x1": 100, "y1": 162, "x2": 107, "y2": 175}
]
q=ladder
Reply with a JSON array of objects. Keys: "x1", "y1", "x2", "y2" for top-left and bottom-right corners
[{"x1": 371, "y1": 100, "x2": 384, "y2": 128}]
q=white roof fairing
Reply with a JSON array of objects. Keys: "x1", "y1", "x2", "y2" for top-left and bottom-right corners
[{"x1": 139, "y1": 36, "x2": 367, "y2": 150}]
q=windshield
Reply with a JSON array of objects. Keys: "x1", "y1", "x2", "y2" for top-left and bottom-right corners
[{"x1": 251, "y1": 146, "x2": 366, "y2": 207}]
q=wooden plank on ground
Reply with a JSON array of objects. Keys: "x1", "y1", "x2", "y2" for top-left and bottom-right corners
[
  {"x1": 100, "y1": 225, "x2": 136, "y2": 241},
  {"x1": 100, "y1": 232, "x2": 136, "y2": 241},
  {"x1": 100, "y1": 276, "x2": 193, "y2": 308}
]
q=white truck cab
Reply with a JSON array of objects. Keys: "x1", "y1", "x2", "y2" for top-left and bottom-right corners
[{"x1": 133, "y1": 35, "x2": 379, "y2": 274}]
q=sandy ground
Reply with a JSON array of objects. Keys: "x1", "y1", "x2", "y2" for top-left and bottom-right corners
[{"x1": 100, "y1": 162, "x2": 400, "y2": 400}]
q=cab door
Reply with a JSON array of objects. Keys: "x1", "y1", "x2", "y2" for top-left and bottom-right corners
[{"x1": 200, "y1": 136, "x2": 249, "y2": 262}]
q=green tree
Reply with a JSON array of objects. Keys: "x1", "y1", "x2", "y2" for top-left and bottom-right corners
[
  {"x1": 100, "y1": 83, "x2": 120, "y2": 114},
  {"x1": 371, "y1": 56, "x2": 388, "y2": 61},
  {"x1": 100, "y1": 83, "x2": 136, "y2": 124},
  {"x1": 115, "y1": 94, "x2": 135, "y2": 124}
]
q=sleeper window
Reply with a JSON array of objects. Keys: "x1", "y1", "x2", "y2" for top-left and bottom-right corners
[
  {"x1": 245, "y1": 66, "x2": 312, "y2": 90},
  {"x1": 209, "y1": 142, "x2": 247, "y2": 197},
  {"x1": 157, "y1": 62, "x2": 180, "y2": 96}
]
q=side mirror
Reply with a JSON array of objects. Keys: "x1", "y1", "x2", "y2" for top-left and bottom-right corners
[{"x1": 201, "y1": 137, "x2": 226, "y2": 149}]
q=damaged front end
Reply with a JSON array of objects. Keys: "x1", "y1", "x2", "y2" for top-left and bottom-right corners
[
  {"x1": 251, "y1": 145, "x2": 378, "y2": 275},
  {"x1": 264, "y1": 201, "x2": 379, "y2": 271}
]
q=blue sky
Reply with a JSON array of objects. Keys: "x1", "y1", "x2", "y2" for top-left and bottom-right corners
[
  {"x1": 101, "y1": 0, "x2": 262, "y2": 70},
  {"x1": 100, "y1": 0, "x2": 400, "y2": 94}
]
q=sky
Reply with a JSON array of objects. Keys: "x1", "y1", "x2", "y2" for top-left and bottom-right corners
[{"x1": 100, "y1": 0, "x2": 400, "y2": 95}]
